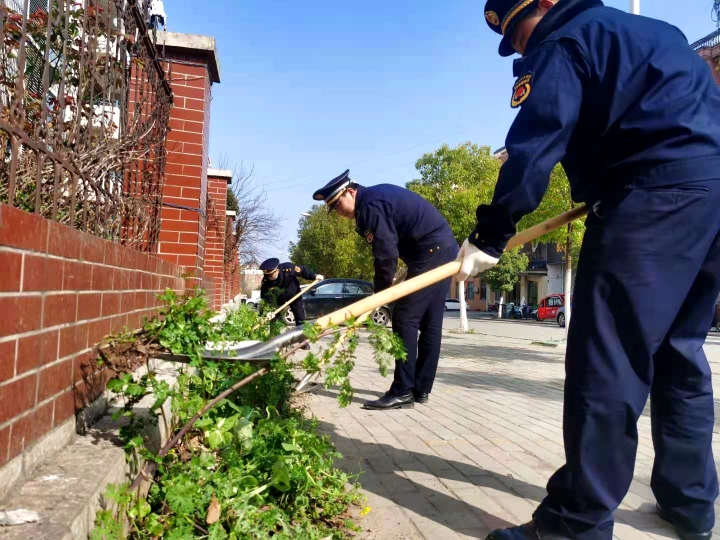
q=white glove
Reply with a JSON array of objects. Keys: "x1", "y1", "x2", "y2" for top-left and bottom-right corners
[
  {"x1": 266, "y1": 312, "x2": 275, "y2": 321},
  {"x1": 315, "y1": 275, "x2": 324, "y2": 281},
  {"x1": 456, "y1": 239, "x2": 499, "y2": 281}
]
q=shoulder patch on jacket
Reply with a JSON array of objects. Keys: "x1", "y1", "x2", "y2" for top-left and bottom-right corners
[
  {"x1": 364, "y1": 229, "x2": 374, "y2": 244},
  {"x1": 511, "y1": 72, "x2": 533, "y2": 108}
]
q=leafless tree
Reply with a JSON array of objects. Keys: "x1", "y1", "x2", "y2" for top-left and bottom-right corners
[{"x1": 215, "y1": 154, "x2": 283, "y2": 269}]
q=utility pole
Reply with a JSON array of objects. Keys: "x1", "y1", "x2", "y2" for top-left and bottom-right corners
[{"x1": 630, "y1": 0, "x2": 639, "y2": 14}]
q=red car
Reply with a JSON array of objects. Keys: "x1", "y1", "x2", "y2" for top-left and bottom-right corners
[{"x1": 536, "y1": 294, "x2": 566, "y2": 322}]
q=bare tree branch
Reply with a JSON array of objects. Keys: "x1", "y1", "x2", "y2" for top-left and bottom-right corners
[{"x1": 214, "y1": 153, "x2": 283, "y2": 271}]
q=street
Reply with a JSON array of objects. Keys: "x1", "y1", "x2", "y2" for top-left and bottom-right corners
[
  {"x1": 442, "y1": 312, "x2": 567, "y2": 343},
  {"x1": 306, "y1": 318, "x2": 720, "y2": 540}
]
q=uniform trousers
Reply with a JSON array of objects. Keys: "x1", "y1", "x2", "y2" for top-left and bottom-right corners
[
  {"x1": 289, "y1": 297, "x2": 306, "y2": 327},
  {"x1": 534, "y1": 181, "x2": 720, "y2": 539},
  {"x1": 390, "y1": 243, "x2": 458, "y2": 396}
]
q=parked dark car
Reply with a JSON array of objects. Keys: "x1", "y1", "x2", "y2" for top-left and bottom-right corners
[{"x1": 283, "y1": 278, "x2": 392, "y2": 326}]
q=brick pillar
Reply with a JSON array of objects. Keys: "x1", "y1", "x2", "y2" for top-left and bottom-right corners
[
  {"x1": 205, "y1": 169, "x2": 232, "y2": 310},
  {"x1": 155, "y1": 33, "x2": 221, "y2": 278}
]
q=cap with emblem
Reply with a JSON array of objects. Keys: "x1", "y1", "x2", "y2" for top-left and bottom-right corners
[
  {"x1": 484, "y1": 0, "x2": 538, "y2": 57},
  {"x1": 312, "y1": 169, "x2": 352, "y2": 213},
  {"x1": 259, "y1": 258, "x2": 280, "y2": 274}
]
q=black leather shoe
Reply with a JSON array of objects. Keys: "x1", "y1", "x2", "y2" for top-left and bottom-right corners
[
  {"x1": 301, "y1": 343, "x2": 310, "y2": 350},
  {"x1": 487, "y1": 520, "x2": 570, "y2": 540},
  {"x1": 362, "y1": 392, "x2": 414, "y2": 410},
  {"x1": 657, "y1": 504, "x2": 713, "y2": 540},
  {"x1": 413, "y1": 391, "x2": 429, "y2": 404}
]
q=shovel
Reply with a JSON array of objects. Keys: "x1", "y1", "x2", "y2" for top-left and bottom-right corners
[
  {"x1": 266, "y1": 276, "x2": 324, "y2": 323},
  {"x1": 196, "y1": 204, "x2": 589, "y2": 362},
  {"x1": 293, "y1": 309, "x2": 373, "y2": 393}
]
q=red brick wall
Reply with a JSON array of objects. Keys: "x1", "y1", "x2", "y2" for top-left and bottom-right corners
[
  {"x1": 204, "y1": 175, "x2": 227, "y2": 310},
  {"x1": 159, "y1": 60, "x2": 211, "y2": 275},
  {"x1": 0, "y1": 205, "x2": 185, "y2": 467}
]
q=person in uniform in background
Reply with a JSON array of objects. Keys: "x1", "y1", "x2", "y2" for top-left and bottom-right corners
[
  {"x1": 313, "y1": 170, "x2": 458, "y2": 410},
  {"x1": 259, "y1": 258, "x2": 323, "y2": 341},
  {"x1": 456, "y1": 0, "x2": 720, "y2": 538}
]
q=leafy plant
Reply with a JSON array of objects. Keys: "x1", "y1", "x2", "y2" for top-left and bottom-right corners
[{"x1": 91, "y1": 287, "x2": 395, "y2": 539}]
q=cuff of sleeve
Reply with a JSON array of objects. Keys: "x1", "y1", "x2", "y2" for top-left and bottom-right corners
[{"x1": 468, "y1": 204, "x2": 516, "y2": 259}]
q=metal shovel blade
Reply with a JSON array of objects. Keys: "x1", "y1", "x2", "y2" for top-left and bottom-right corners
[{"x1": 154, "y1": 327, "x2": 308, "y2": 364}]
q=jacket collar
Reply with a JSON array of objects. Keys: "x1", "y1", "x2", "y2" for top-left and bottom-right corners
[
  {"x1": 353, "y1": 184, "x2": 368, "y2": 221},
  {"x1": 524, "y1": 0, "x2": 603, "y2": 55}
]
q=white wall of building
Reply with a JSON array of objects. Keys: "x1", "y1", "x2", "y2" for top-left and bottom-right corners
[{"x1": 547, "y1": 264, "x2": 564, "y2": 295}]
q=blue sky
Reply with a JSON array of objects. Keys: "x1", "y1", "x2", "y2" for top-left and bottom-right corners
[{"x1": 163, "y1": 0, "x2": 718, "y2": 260}]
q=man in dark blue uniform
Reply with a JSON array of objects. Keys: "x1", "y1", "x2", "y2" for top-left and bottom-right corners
[
  {"x1": 456, "y1": 1, "x2": 720, "y2": 539},
  {"x1": 313, "y1": 170, "x2": 458, "y2": 410},
  {"x1": 259, "y1": 258, "x2": 322, "y2": 333}
]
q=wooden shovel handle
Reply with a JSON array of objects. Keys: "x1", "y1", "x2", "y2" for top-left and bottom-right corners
[
  {"x1": 314, "y1": 204, "x2": 588, "y2": 329},
  {"x1": 506, "y1": 204, "x2": 588, "y2": 250}
]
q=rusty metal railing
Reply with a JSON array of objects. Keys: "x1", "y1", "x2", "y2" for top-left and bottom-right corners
[
  {"x1": 691, "y1": 28, "x2": 720, "y2": 51},
  {"x1": 0, "y1": 0, "x2": 172, "y2": 252}
]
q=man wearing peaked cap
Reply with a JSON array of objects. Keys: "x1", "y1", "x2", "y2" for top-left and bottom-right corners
[
  {"x1": 314, "y1": 171, "x2": 458, "y2": 411},
  {"x1": 313, "y1": 170, "x2": 353, "y2": 213},
  {"x1": 457, "y1": 0, "x2": 720, "y2": 539},
  {"x1": 259, "y1": 258, "x2": 323, "y2": 342}
]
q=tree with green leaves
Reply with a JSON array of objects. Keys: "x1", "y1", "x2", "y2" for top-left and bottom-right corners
[
  {"x1": 518, "y1": 164, "x2": 585, "y2": 333},
  {"x1": 407, "y1": 142, "x2": 500, "y2": 243},
  {"x1": 482, "y1": 247, "x2": 530, "y2": 300},
  {"x1": 407, "y1": 143, "x2": 515, "y2": 323},
  {"x1": 289, "y1": 205, "x2": 375, "y2": 280}
]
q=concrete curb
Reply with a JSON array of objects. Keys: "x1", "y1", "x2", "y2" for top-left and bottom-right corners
[{"x1": 0, "y1": 359, "x2": 181, "y2": 539}]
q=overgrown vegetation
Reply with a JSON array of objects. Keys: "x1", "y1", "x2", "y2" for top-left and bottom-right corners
[{"x1": 91, "y1": 288, "x2": 404, "y2": 539}]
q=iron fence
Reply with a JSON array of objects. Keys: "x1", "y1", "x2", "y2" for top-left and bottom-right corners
[{"x1": 0, "y1": 0, "x2": 172, "y2": 252}]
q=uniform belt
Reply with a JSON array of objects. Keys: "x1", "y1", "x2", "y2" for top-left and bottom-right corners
[
  {"x1": 607, "y1": 156, "x2": 720, "y2": 188},
  {"x1": 586, "y1": 157, "x2": 720, "y2": 215}
]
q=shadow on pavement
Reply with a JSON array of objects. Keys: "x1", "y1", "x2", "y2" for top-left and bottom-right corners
[
  {"x1": 434, "y1": 368, "x2": 566, "y2": 403},
  {"x1": 312, "y1": 386, "x2": 684, "y2": 538},
  {"x1": 315, "y1": 416, "x2": 547, "y2": 537},
  {"x1": 440, "y1": 343, "x2": 564, "y2": 365},
  {"x1": 613, "y1": 504, "x2": 676, "y2": 536},
  {"x1": 312, "y1": 386, "x2": 385, "y2": 407}
]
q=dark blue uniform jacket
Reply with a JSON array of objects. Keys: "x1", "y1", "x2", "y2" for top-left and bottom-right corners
[
  {"x1": 354, "y1": 184, "x2": 456, "y2": 292},
  {"x1": 471, "y1": 0, "x2": 720, "y2": 258},
  {"x1": 260, "y1": 263, "x2": 316, "y2": 306}
]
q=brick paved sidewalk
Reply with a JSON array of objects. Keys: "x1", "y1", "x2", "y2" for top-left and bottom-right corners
[{"x1": 306, "y1": 330, "x2": 720, "y2": 540}]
